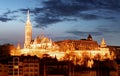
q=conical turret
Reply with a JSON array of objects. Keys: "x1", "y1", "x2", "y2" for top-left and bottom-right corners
[
  {"x1": 17, "y1": 42, "x2": 21, "y2": 49},
  {"x1": 100, "y1": 38, "x2": 107, "y2": 48},
  {"x1": 87, "y1": 34, "x2": 92, "y2": 40}
]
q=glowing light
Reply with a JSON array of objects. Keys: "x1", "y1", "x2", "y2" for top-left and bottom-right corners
[
  {"x1": 14, "y1": 65, "x2": 19, "y2": 69},
  {"x1": 10, "y1": 31, "x2": 115, "y2": 68},
  {"x1": 10, "y1": 45, "x2": 115, "y2": 68},
  {"x1": 10, "y1": 10, "x2": 116, "y2": 68}
]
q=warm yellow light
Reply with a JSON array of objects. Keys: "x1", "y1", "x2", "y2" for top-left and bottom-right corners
[{"x1": 10, "y1": 43, "x2": 115, "y2": 68}]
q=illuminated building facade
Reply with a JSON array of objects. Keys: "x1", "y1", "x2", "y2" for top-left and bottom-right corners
[
  {"x1": 24, "y1": 10, "x2": 53, "y2": 49},
  {"x1": 55, "y1": 34, "x2": 99, "y2": 51},
  {"x1": 8, "y1": 56, "x2": 39, "y2": 76},
  {"x1": 30, "y1": 35, "x2": 53, "y2": 49},
  {"x1": 0, "y1": 63, "x2": 8, "y2": 76},
  {"x1": 22, "y1": 10, "x2": 111, "y2": 53},
  {"x1": 10, "y1": 10, "x2": 115, "y2": 63},
  {"x1": 23, "y1": 56, "x2": 39, "y2": 76},
  {"x1": 9, "y1": 10, "x2": 115, "y2": 73},
  {"x1": 8, "y1": 56, "x2": 23, "y2": 76}
]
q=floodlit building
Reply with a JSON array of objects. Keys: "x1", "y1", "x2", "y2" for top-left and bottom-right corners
[
  {"x1": 24, "y1": 10, "x2": 54, "y2": 50},
  {"x1": 7, "y1": 9, "x2": 117, "y2": 76},
  {"x1": 55, "y1": 34, "x2": 99, "y2": 51},
  {"x1": 7, "y1": 56, "x2": 40, "y2": 76},
  {"x1": 8, "y1": 56, "x2": 23, "y2": 76},
  {"x1": 10, "y1": 10, "x2": 115, "y2": 66},
  {"x1": 23, "y1": 56, "x2": 40, "y2": 76},
  {"x1": 0, "y1": 63, "x2": 8, "y2": 76}
]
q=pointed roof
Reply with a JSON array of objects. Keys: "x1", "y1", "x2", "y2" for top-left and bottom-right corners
[
  {"x1": 100, "y1": 38, "x2": 107, "y2": 47},
  {"x1": 27, "y1": 10, "x2": 30, "y2": 22},
  {"x1": 17, "y1": 42, "x2": 21, "y2": 49},
  {"x1": 87, "y1": 34, "x2": 92, "y2": 40},
  {"x1": 41, "y1": 37, "x2": 50, "y2": 43},
  {"x1": 26, "y1": 9, "x2": 32, "y2": 26}
]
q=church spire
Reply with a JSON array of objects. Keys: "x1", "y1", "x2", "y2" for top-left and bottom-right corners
[
  {"x1": 17, "y1": 42, "x2": 21, "y2": 50},
  {"x1": 27, "y1": 10, "x2": 30, "y2": 22},
  {"x1": 24, "y1": 9, "x2": 32, "y2": 48}
]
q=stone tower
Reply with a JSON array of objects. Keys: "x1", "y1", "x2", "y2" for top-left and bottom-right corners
[{"x1": 24, "y1": 10, "x2": 32, "y2": 48}]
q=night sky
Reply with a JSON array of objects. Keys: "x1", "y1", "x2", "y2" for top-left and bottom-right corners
[{"x1": 0, "y1": 0, "x2": 120, "y2": 46}]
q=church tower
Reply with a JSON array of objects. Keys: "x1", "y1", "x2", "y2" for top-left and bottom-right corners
[{"x1": 24, "y1": 10, "x2": 32, "y2": 48}]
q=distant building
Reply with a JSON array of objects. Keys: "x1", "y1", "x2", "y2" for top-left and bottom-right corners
[
  {"x1": 55, "y1": 34, "x2": 99, "y2": 51},
  {"x1": 108, "y1": 46, "x2": 120, "y2": 60},
  {"x1": 107, "y1": 45, "x2": 120, "y2": 76}
]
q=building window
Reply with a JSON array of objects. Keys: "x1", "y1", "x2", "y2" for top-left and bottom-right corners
[
  {"x1": 30, "y1": 69, "x2": 33, "y2": 72},
  {"x1": 9, "y1": 72, "x2": 13, "y2": 75},
  {"x1": 30, "y1": 64, "x2": 33, "y2": 67},
  {"x1": 34, "y1": 74, "x2": 38, "y2": 76},
  {"x1": 14, "y1": 62, "x2": 18, "y2": 65},
  {"x1": 19, "y1": 66, "x2": 22, "y2": 68},
  {"x1": 30, "y1": 74, "x2": 33, "y2": 76},
  {"x1": 14, "y1": 58, "x2": 18, "y2": 61},
  {"x1": 14, "y1": 72, "x2": 18, "y2": 75},
  {"x1": 24, "y1": 64, "x2": 29, "y2": 67},
  {"x1": 24, "y1": 74, "x2": 28, "y2": 76},
  {"x1": 4, "y1": 70, "x2": 7, "y2": 72},
  {"x1": 34, "y1": 64, "x2": 38, "y2": 67},
  {"x1": 9, "y1": 66, "x2": 13, "y2": 68},
  {"x1": 14, "y1": 69, "x2": 18, "y2": 72},
  {"x1": 24, "y1": 69, "x2": 29, "y2": 72},
  {"x1": 35, "y1": 69, "x2": 38, "y2": 72}
]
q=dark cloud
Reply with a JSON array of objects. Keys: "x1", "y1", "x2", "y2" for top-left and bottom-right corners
[
  {"x1": 79, "y1": 13, "x2": 101, "y2": 20},
  {"x1": 65, "y1": 24, "x2": 120, "y2": 39},
  {"x1": 97, "y1": 27, "x2": 113, "y2": 33},
  {"x1": 66, "y1": 30, "x2": 102, "y2": 36},
  {"x1": 3, "y1": 10, "x2": 18, "y2": 16},
  {"x1": 42, "y1": 0, "x2": 89, "y2": 15},
  {"x1": 34, "y1": 16, "x2": 63, "y2": 28},
  {"x1": 96, "y1": 25, "x2": 120, "y2": 33},
  {"x1": 0, "y1": 9, "x2": 18, "y2": 22},
  {"x1": 95, "y1": 0, "x2": 120, "y2": 10},
  {"x1": 29, "y1": 0, "x2": 120, "y2": 28},
  {"x1": 1, "y1": 0, "x2": 120, "y2": 27},
  {"x1": 31, "y1": 0, "x2": 94, "y2": 27},
  {"x1": 19, "y1": 8, "x2": 29, "y2": 14},
  {"x1": 103, "y1": 16, "x2": 116, "y2": 20},
  {"x1": 41, "y1": 0, "x2": 120, "y2": 15},
  {"x1": 19, "y1": 8, "x2": 45, "y2": 15},
  {"x1": 0, "y1": 17, "x2": 13, "y2": 22}
]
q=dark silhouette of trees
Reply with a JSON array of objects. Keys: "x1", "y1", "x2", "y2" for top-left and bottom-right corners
[{"x1": 0, "y1": 43, "x2": 16, "y2": 56}]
